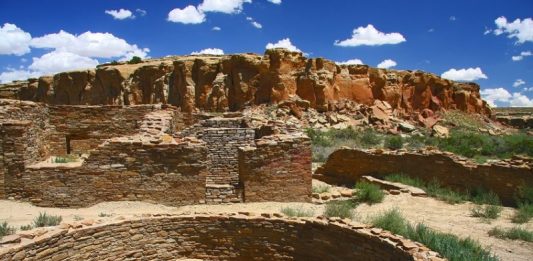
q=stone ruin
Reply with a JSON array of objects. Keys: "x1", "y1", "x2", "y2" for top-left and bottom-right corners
[{"x1": 0, "y1": 99, "x2": 311, "y2": 207}]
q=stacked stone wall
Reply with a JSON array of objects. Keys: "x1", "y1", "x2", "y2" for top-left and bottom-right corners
[
  {"x1": 239, "y1": 134, "x2": 312, "y2": 202},
  {"x1": 6, "y1": 138, "x2": 208, "y2": 207},
  {"x1": 316, "y1": 148, "x2": 533, "y2": 206},
  {"x1": 0, "y1": 214, "x2": 437, "y2": 261}
]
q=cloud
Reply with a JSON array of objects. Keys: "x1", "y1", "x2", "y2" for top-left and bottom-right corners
[
  {"x1": 336, "y1": 59, "x2": 364, "y2": 65},
  {"x1": 513, "y1": 79, "x2": 526, "y2": 87},
  {"x1": 30, "y1": 30, "x2": 149, "y2": 59},
  {"x1": 265, "y1": 38, "x2": 303, "y2": 53},
  {"x1": 428, "y1": 28, "x2": 435, "y2": 33},
  {"x1": 523, "y1": 87, "x2": 533, "y2": 92},
  {"x1": 449, "y1": 16, "x2": 456, "y2": 21},
  {"x1": 167, "y1": 5, "x2": 206, "y2": 24},
  {"x1": 0, "y1": 23, "x2": 32, "y2": 55},
  {"x1": 28, "y1": 51, "x2": 99, "y2": 74},
  {"x1": 198, "y1": 0, "x2": 251, "y2": 14},
  {"x1": 136, "y1": 9, "x2": 147, "y2": 16},
  {"x1": 105, "y1": 9, "x2": 135, "y2": 20},
  {"x1": 246, "y1": 17, "x2": 262, "y2": 29},
  {"x1": 441, "y1": 67, "x2": 487, "y2": 81},
  {"x1": 267, "y1": 0, "x2": 282, "y2": 4},
  {"x1": 493, "y1": 16, "x2": 533, "y2": 44},
  {"x1": 511, "y1": 50, "x2": 532, "y2": 61},
  {"x1": 212, "y1": 26, "x2": 221, "y2": 31},
  {"x1": 0, "y1": 51, "x2": 99, "y2": 83},
  {"x1": 480, "y1": 88, "x2": 533, "y2": 107},
  {"x1": 334, "y1": 24, "x2": 406, "y2": 47},
  {"x1": 377, "y1": 59, "x2": 397, "y2": 69},
  {"x1": 190, "y1": 48, "x2": 224, "y2": 55}
]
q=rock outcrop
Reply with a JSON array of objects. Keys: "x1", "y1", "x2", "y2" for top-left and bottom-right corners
[{"x1": 0, "y1": 49, "x2": 491, "y2": 116}]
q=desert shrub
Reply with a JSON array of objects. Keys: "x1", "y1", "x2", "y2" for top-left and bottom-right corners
[
  {"x1": 354, "y1": 182, "x2": 384, "y2": 204},
  {"x1": 384, "y1": 173, "x2": 425, "y2": 188},
  {"x1": 488, "y1": 227, "x2": 533, "y2": 242},
  {"x1": 281, "y1": 206, "x2": 314, "y2": 217},
  {"x1": 20, "y1": 224, "x2": 33, "y2": 231},
  {"x1": 109, "y1": 60, "x2": 119, "y2": 65},
  {"x1": 372, "y1": 209, "x2": 498, "y2": 261},
  {"x1": 471, "y1": 205, "x2": 502, "y2": 220},
  {"x1": 359, "y1": 128, "x2": 382, "y2": 147},
  {"x1": 52, "y1": 155, "x2": 78, "y2": 164},
  {"x1": 33, "y1": 213, "x2": 62, "y2": 227},
  {"x1": 73, "y1": 215, "x2": 84, "y2": 221},
  {"x1": 127, "y1": 56, "x2": 142, "y2": 64},
  {"x1": 312, "y1": 184, "x2": 330, "y2": 194},
  {"x1": 98, "y1": 212, "x2": 112, "y2": 217},
  {"x1": 384, "y1": 135, "x2": 403, "y2": 150},
  {"x1": 515, "y1": 185, "x2": 533, "y2": 205},
  {"x1": 323, "y1": 200, "x2": 355, "y2": 219},
  {"x1": 512, "y1": 203, "x2": 533, "y2": 224},
  {"x1": 0, "y1": 222, "x2": 15, "y2": 237},
  {"x1": 470, "y1": 187, "x2": 501, "y2": 205}
]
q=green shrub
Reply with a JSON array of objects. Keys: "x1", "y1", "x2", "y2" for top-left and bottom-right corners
[
  {"x1": 372, "y1": 209, "x2": 498, "y2": 261},
  {"x1": 73, "y1": 215, "x2": 84, "y2": 221},
  {"x1": 20, "y1": 224, "x2": 33, "y2": 231},
  {"x1": 355, "y1": 182, "x2": 384, "y2": 204},
  {"x1": 471, "y1": 205, "x2": 502, "y2": 220},
  {"x1": 98, "y1": 212, "x2": 112, "y2": 218},
  {"x1": 515, "y1": 185, "x2": 533, "y2": 205},
  {"x1": 0, "y1": 221, "x2": 16, "y2": 237},
  {"x1": 384, "y1": 173, "x2": 425, "y2": 188},
  {"x1": 384, "y1": 136, "x2": 403, "y2": 150},
  {"x1": 323, "y1": 200, "x2": 355, "y2": 219},
  {"x1": 127, "y1": 56, "x2": 142, "y2": 64},
  {"x1": 512, "y1": 203, "x2": 533, "y2": 224},
  {"x1": 312, "y1": 184, "x2": 330, "y2": 194},
  {"x1": 52, "y1": 155, "x2": 78, "y2": 164},
  {"x1": 359, "y1": 128, "x2": 382, "y2": 147},
  {"x1": 470, "y1": 187, "x2": 501, "y2": 205},
  {"x1": 33, "y1": 213, "x2": 62, "y2": 227},
  {"x1": 489, "y1": 227, "x2": 533, "y2": 242},
  {"x1": 281, "y1": 206, "x2": 314, "y2": 217},
  {"x1": 425, "y1": 180, "x2": 467, "y2": 204}
]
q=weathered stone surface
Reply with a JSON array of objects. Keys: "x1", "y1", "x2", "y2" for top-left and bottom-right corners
[
  {"x1": 0, "y1": 49, "x2": 491, "y2": 116},
  {"x1": 0, "y1": 214, "x2": 440, "y2": 261}
]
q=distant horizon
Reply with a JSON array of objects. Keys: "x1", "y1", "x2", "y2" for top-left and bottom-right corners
[{"x1": 0, "y1": 0, "x2": 532, "y2": 106}]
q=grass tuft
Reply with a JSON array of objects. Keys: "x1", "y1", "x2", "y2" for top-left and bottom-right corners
[
  {"x1": 384, "y1": 174, "x2": 468, "y2": 204},
  {"x1": 312, "y1": 184, "x2": 330, "y2": 194},
  {"x1": 19, "y1": 224, "x2": 33, "y2": 231},
  {"x1": 0, "y1": 221, "x2": 16, "y2": 238},
  {"x1": 33, "y1": 212, "x2": 62, "y2": 227},
  {"x1": 489, "y1": 227, "x2": 533, "y2": 242},
  {"x1": 323, "y1": 200, "x2": 356, "y2": 219},
  {"x1": 354, "y1": 182, "x2": 384, "y2": 204},
  {"x1": 280, "y1": 206, "x2": 314, "y2": 217},
  {"x1": 371, "y1": 209, "x2": 498, "y2": 261},
  {"x1": 384, "y1": 135, "x2": 403, "y2": 150},
  {"x1": 512, "y1": 203, "x2": 533, "y2": 224},
  {"x1": 471, "y1": 205, "x2": 502, "y2": 220}
]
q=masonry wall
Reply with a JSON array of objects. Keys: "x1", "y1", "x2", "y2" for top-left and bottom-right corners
[
  {"x1": 0, "y1": 215, "x2": 429, "y2": 261},
  {"x1": 6, "y1": 139, "x2": 208, "y2": 207},
  {"x1": 239, "y1": 134, "x2": 312, "y2": 202},
  {"x1": 316, "y1": 148, "x2": 533, "y2": 206}
]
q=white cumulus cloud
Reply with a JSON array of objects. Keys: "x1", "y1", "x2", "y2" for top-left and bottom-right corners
[
  {"x1": 191, "y1": 48, "x2": 224, "y2": 55},
  {"x1": 0, "y1": 23, "x2": 32, "y2": 56},
  {"x1": 0, "y1": 68, "x2": 40, "y2": 83},
  {"x1": 105, "y1": 9, "x2": 135, "y2": 20},
  {"x1": 29, "y1": 51, "x2": 99, "y2": 74},
  {"x1": 266, "y1": 38, "x2": 303, "y2": 53},
  {"x1": 480, "y1": 88, "x2": 533, "y2": 107},
  {"x1": 334, "y1": 24, "x2": 406, "y2": 47},
  {"x1": 336, "y1": 59, "x2": 364, "y2": 65},
  {"x1": 136, "y1": 9, "x2": 147, "y2": 16},
  {"x1": 511, "y1": 50, "x2": 532, "y2": 61},
  {"x1": 268, "y1": 0, "x2": 282, "y2": 4},
  {"x1": 167, "y1": 5, "x2": 206, "y2": 24},
  {"x1": 493, "y1": 16, "x2": 533, "y2": 44},
  {"x1": 30, "y1": 30, "x2": 149, "y2": 59},
  {"x1": 377, "y1": 59, "x2": 397, "y2": 69},
  {"x1": 198, "y1": 0, "x2": 251, "y2": 14},
  {"x1": 212, "y1": 26, "x2": 221, "y2": 31},
  {"x1": 513, "y1": 79, "x2": 526, "y2": 87},
  {"x1": 441, "y1": 67, "x2": 487, "y2": 81}
]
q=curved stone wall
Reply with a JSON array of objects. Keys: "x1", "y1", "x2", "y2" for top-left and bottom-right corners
[{"x1": 0, "y1": 213, "x2": 441, "y2": 261}]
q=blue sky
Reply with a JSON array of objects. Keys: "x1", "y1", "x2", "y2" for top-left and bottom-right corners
[{"x1": 0, "y1": 0, "x2": 532, "y2": 106}]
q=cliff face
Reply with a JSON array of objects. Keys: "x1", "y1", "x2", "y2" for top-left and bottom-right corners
[{"x1": 0, "y1": 48, "x2": 491, "y2": 116}]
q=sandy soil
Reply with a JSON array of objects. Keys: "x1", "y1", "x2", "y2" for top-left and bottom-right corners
[{"x1": 1, "y1": 183, "x2": 532, "y2": 261}]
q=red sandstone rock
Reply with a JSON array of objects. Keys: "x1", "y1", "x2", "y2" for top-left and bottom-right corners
[{"x1": 0, "y1": 49, "x2": 491, "y2": 116}]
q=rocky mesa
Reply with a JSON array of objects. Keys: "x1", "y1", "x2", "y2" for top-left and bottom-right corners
[{"x1": 0, "y1": 48, "x2": 491, "y2": 116}]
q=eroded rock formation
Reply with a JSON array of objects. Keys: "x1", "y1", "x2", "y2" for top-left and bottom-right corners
[{"x1": 0, "y1": 49, "x2": 491, "y2": 116}]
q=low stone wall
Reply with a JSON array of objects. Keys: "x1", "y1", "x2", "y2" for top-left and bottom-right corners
[
  {"x1": 6, "y1": 137, "x2": 208, "y2": 207},
  {"x1": 0, "y1": 214, "x2": 441, "y2": 261},
  {"x1": 239, "y1": 134, "x2": 312, "y2": 202},
  {"x1": 315, "y1": 148, "x2": 533, "y2": 206}
]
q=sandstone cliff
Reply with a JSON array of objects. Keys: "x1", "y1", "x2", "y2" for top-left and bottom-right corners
[{"x1": 0, "y1": 48, "x2": 491, "y2": 116}]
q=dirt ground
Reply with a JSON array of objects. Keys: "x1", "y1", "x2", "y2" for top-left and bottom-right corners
[{"x1": 0, "y1": 181, "x2": 532, "y2": 261}]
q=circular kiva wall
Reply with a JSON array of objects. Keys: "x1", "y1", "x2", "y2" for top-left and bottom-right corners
[{"x1": 0, "y1": 214, "x2": 439, "y2": 261}]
